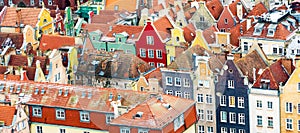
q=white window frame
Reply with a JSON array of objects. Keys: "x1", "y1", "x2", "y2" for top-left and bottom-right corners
[
  {"x1": 268, "y1": 101, "x2": 273, "y2": 109},
  {"x1": 230, "y1": 128, "x2": 236, "y2": 133},
  {"x1": 120, "y1": 127, "x2": 130, "y2": 133},
  {"x1": 184, "y1": 92, "x2": 190, "y2": 99},
  {"x1": 298, "y1": 120, "x2": 300, "y2": 131},
  {"x1": 229, "y1": 112, "x2": 236, "y2": 123},
  {"x1": 106, "y1": 114, "x2": 114, "y2": 123},
  {"x1": 32, "y1": 106, "x2": 42, "y2": 117},
  {"x1": 197, "y1": 94, "x2": 203, "y2": 103},
  {"x1": 198, "y1": 109, "x2": 204, "y2": 120},
  {"x1": 207, "y1": 126, "x2": 213, "y2": 133},
  {"x1": 238, "y1": 113, "x2": 245, "y2": 125},
  {"x1": 149, "y1": 62, "x2": 155, "y2": 67},
  {"x1": 166, "y1": 76, "x2": 172, "y2": 85},
  {"x1": 298, "y1": 104, "x2": 300, "y2": 114},
  {"x1": 174, "y1": 77, "x2": 181, "y2": 86},
  {"x1": 60, "y1": 128, "x2": 66, "y2": 133},
  {"x1": 174, "y1": 114, "x2": 184, "y2": 131},
  {"x1": 268, "y1": 117, "x2": 273, "y2": 128},
  {"x1": 198, "y1": 125, "x2": 205, "y2": 133},
  {"x1": 183, "y1": 78, "x2": 190, "y2": 87},
  {"x1": 257, "y1": 115, "x2": 262, "y2": 126},
  {"x1": 175, "y1": 91, "x2": 182, "y2": 97},
  {"x1": 56, "y1": 108, "x2": 65, "y2": 120},
  {"x1": 146, "y1": 36, "x2": 154, "y2": 45},
  {"x1": 138, "y1": 129, "x2": 149, "y2": 133},
  {"x1": 221, "y1": 111, "x2": 227, "y2": 122},
  {"x1": 238, "y1": 97, "x2": 244, "y2": 108},
  {"x1": 206, "y1": 94, "x2": 212, "y2": 104},
  {"x1": 221, "y1": 127, "x2": 227, "y2": 133},
  {"x1": 220, "y1": 95, "x2": 226, "y2": 106},
  {"x1": 286, "y1": 118, "x2": 293, "y2": 130},
  {"x1": 39, "y1": 0, "x2": 43, "y2": 6},
  {"x1": 207, "y1": 110, "x2": 213, "y2": 122},
  {"x1": 166, "y1": 90, "x2": 173, "y2": 95},
  {"x1": 37, "y1": 126, "x2": 43, "y2": 133},
  {"x1": 156, "y1": 50, "x2": 162, "y2": 59},
  {"x1": 148, "y1": 49, "x2": 154, "y2": 58},
  {"x1": 80, "y1": 111, "x2": 90, "y2": 122},
  {"x1": 48, "y1": 0, "x2": 52, "y2": 5},
  {"x1": 140, "y1": 49, "x2": 146, "y2": 57},
  {"x1": 257, "y1": 100, "x2": 262, "y2": 108},
  {"x1": 228, "y1": 80, "x2": 234, "y2": 88},
  {"x1": 0, "y1": 0, "x2": 4, "y2": 6},
  {"x1": 286, "y1": 102, "x2": 293, "y2": 113},
  {"x1": 238, "y1": 129, "x2": 245, "y2": 133}
]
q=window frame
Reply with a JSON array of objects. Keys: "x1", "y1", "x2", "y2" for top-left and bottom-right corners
[
  {"x1": 55, "y1": 108, "x2": 65, "y2": 120},
  {"x1": 220, "y1": 95, "x2": 226, "y2": 106},
  {"x1": 174, "y1": 77, "x2": 181, "y2": 86},
  {"x1": 206, "y1": 110, "x2": 213, "y2": 122},
  {"x1": 238, "y1": 113, "x2": 245, "y2": 125},
  {"x1": 229, "y1": 96, "x2": 235, "y2": 107},
  {"x1": 32, "y1": 106, "x2": 42, "y2": 117},
  {"x1": 140, "y1": 49, "x2": 146, "y2": 57},
  {"x1": 146, "y1": 36, "x2": 154, "y2": 45},
  {"x1": 106, "y1": 114, "x2": 114, "y2": 124},
  {"x1": 166, "y1": 76, "x2": 172, "y2": 86},
  {"x1": 148, "y1": 49, "x2": 154, "y2": 58},
  {"x1": 268, "y1": 117, "x2": 273, "y2": 128},
  {"x1": 221, "y1": 111, "x2": 227, "y2": 122},
  {"x1": 229, "y1": 112, "x2": 236, "y2": 124},
  {"x1": 228, "y1": 80, "x2": 234, "y2": 88},
  {"x1": 257, "y1": 115, "x2": 262, "y2": 126},
  {"x1": 238, "y1": 97, "x2": 244, "y2": 108},
  {"x1": 156, "y1": 50, "x2": 162, "y2": 59},
  {"x1": 286, "y1": 118, "x2": 293, "y2": 130}
]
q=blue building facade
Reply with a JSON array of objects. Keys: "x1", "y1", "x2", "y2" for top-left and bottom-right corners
[{"x1": 215, "y1": 56, "x2": 249, "y2": 133}]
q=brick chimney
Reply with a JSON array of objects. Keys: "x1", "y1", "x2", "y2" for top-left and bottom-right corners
[{"x1": 15, "y1": 8, "x2": 21, "y2": 33}]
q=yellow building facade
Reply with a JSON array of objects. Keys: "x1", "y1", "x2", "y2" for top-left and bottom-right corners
[
  {"x1": 280, "y1": 62, "x2": 300, "y2": 133},
  {"x1": 191, "y1": 30, "x2": 210, "y2": 50},
  {"x1": 35, "y1": 8, "x2": 54, "y2": 40},
  {"x1": 166, "y1": 27, "x2": 186, "y2": 65}
]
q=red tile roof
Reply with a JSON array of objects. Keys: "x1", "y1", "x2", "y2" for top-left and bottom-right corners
[
  {"x1": 109, "y1": 95, "x2": 195, "y2": 129},
  {"x1": 0, "y1": 66, "x2": 8, "y2": 74},
  {"x1": 205, "y1": 0, "x2": 224, "y2": 20},
  {"x1": 153, "y1": 16, "x2": 174, "y2": 40},
  {"x1": 229, "y1": 0, "x2": 247, "y2": 18},
  {"x1": 39, "y1": 34, "x2": 75, "y2": 51},
  {"x1": 247, "y1": 2, "x2": 268, "y2": 17},
  {"x1": 105, "y1": 0, "x2": 137, "y2": 12},
  {"x1": 242, "y1": 23, "x2": 293, "y2": 40},
  {"x1": 84, "y1": 23, "x2": 112, "y2": 35},
  {"x1": 230, "y1": 20, "x2": 247, "y2": 47},
  {"x1": 183, "y1": 23, "x2": 196, "y2": 43},
  {"x1": 203, "y1": 25, "x2": 218, "y2": 44},
  {"x1": 0, "y1": 33, "x2": 23, "y2": 49},
  {"x1": 144, "y1": 68, "x2": 162, "y2": 82},
  {"x1": 8, "y1": 55, "x2": 28, "y2": 66},
  {"x1": 106, "y1": 25, "x2": 144, "y2": 39},
  {"x1": 1, "y1": 7, "x2": 42, "y2": 27},
  {"x1": 0, "y1": 106, "x2": 15, "y2": 126},
  {"x1": 23, "y1": 67, "x2": 36, "y2": 80}
]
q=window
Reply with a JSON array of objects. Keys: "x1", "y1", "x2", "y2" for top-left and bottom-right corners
[
  {"x1": 183, "y1": 78, "x2": 190, "y2": 87},
  {"x1": 273, "y1": 47, "x2": 277, "y2": 54},
  {"x1": 298, "y1": 104, "x2": 300, "y2": 114},
  {"x1": 120, "y1": 127, "x2": 130, "y2": 133},
  {"x1": 221, "y1": 127, "x2": 227, "y2": 133},
  {"x1": 149, "y1": 62, "x2": 155, "y2": 67},
  {"x1": 207, "y1": 110, "x2": 213, "y2": 122},
  {"x1": 175, "y1": 91, "x2": 182, "y2": 97},
  {"x1": 0, "y1": 0, "x2": 3, "y2": 6},
  {"x1": 32, "y1": 107, "x2": 42, "y2": 117},
  {"x1": 256, "y1": 100, "x2": 262, "y2": 108},
  {"x1": 268, "y1": 117, "x2": 273, "y2": 128},
  {"x1": 238, "y1": 113, "x2": 245, "y2": 125},
  {"x1": 114, "y1": 5, "x2": 119, "y2": 11},
  {"x1": 175, "y1": 77, "x2": 181, "y2": 86},
  {"x1": 198, "y1": 109, "x2": 204, "y2": 120},
  {"x1": 48, "y1": 0, "x2": 52, "y2": 5},
  {"x1": 156, "y1": 50, "x2": 162, "y2": 58},
  {"x1": 166, "y1": 90, "x2": 173, "y2": 95},
  {"x1": 146, "y1": 36, "x2": 154, "y2": 45},
  {"x1": 39, "y1": 0, "x2": 42, "y2": 6},
  {"x1": 286, "y1": 118, "x2": 293, "y2": 130},
  {"x1": 221, "y1": 111, "x2": 227, "y2": 122},
  {"x1": 257, "y1": 115, "x2": 262, "y2": 126},
  {"x1": 138, "y1": 129, "x2": 149, "y2": 133},
  {"x1": 228, "y1": 80, "x2": 234, "y2": 88},
  {"x1": 106, "y1": 114, "x2": 114, "y2": 123},
  {"x1": 166, "y1": 77, "x2": 172, "y2": 85},
  {"x1": 207, "y1": 127, "x2": 213, "y2": 133},
  {"x1": 220, "y1": 95, "x2": 226, "y2": 106},
  {"x1": 184, "y1": 92, "x2": 190, "y2": 99},
  {"x1": 229, "y1": 96, "x2": 235, "y2": 107},
  {"x1": 206, "y1": 94, "x2": 212, "y2": 104},
  {"x1": 140, "y1": 49, "x2": 146, "y2": 57},
  {"x1": 298, "y1": 83, "x2": 300, "y2": 92},
  {"x1": 56, "y1": 109, "x2": 65, "y2": 120},
  {"x1": 203, "y1": 80, "x2": 209, "y2": 87},
  {"x1": 200, "y1": 16, "x2": 205, "y2": 22},
  {"x1": 174, "y1": 114, "x2": 184, "y2": 131},
  {"x1": 279, "y1": 47, "x2": 283, "y2": 54},
  {"x1": 198, "y1": 125, "x2": 205, "y2": 133},
  {"x1": 224, "y1": 19, "x2": 228, "y2": 24},
  {"x1": 286, "y1": 102, "x2": 293, "y2": 113},
  {"x1": 197, "y1": 94, "x2": 203, "y2": 103},
  {"x1": 37, "y1": 126, "x2": 42, "y2": 133},
  {"x1": 198, "y1": 80, "x2": 203, "y2": 87},
  {"x1": 8, "y1": 0, "x2": 12, "y2": 5},
  {"x1": 220, "y1": 28, "x2": 226, "y2": 32},
  {"x1": 298, "y1": 120, "x2": 300, "y2": 131},
  {"x1": 268, "y1": 101, "x2": 273, "y2": 109},
  {"x1": 238, "y1": 129, "x2": 245, "y2": 133},
  {"x1": 83, "y1": 132, "x2": 90, "y2": 133},
  {"x1": 60, "y1": 129, "x2": 65, "y2": 133},
  {"x1": 238, "y1": 97, "x2": 244, "y2": 108},
  {"x1": 148, "y1": 49, "x2": 154, "y2": 58},
  {"x1": 230, "y1": 128, "x2": 236, "y2": 133},
  {"x1": 229, "y1": 112, "x2": 236, "y2": 123}
]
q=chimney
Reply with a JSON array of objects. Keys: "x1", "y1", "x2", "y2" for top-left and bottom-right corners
[
  {"x1": 15, "y1": 8, "x2": 21, "y2": 33},
  {"x1": 21, "y1": 70, "x2": 29, "y2": 81},
  {"x1": 111, "y1": 101, "x2": 119, "y2": 118},
  {"x1": 246, "y1": 17, "x2": 252, "y2": 30},
  {"x1": 88, "y1": 11, "x2": 94, "y2": 24},
  {"x1": 237, "y1": 2, "x2": 243, "y2": 20}
]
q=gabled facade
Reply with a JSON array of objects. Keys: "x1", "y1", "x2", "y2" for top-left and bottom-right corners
[
  {"x1": 286, "y1": 31, "x2": 300, "y2": 59},
  {"x1": 280, "y1": 61, "x2": 300, "y2": 133},
  {"x1": 135, "y1": 21, "x2": 167, "y2": 68},
  {"x1": 217, "y1": 6, "x2": 238, "y2": 33},
  {"x1": 249, "y1": 59, "x2": 292, "y2": 133},
  {"x1": 215, "y1": 55, "x2": 249, "y2": 133},
  {"x1": 189, "y1": 1, "x2": 216, "y2": 30}
]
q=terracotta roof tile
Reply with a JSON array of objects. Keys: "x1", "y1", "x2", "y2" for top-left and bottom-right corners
[
  {"x1": 247, "y1": 2, "x2": 268, "y2": 16},
  {"x1": 230, "y1": 20, "x2": 247, "y2": 47},
  {"x1": 229, "y1": 0, "x2": 247, "y2": 18},
  {"x1": 0, "y1": 33, "x2": 23, "y2": 49},
  {"x1": 39, "y1": 34, "x2": 75, "y2": 51},
  {"x1": 106, "y1": 25, "x2": 144, "y2": 39},
  {"x1": 1, "y1": 7, "x2": 41, "y2": 27},
  {"x1": 84, "y1": 23, "x2": 112, "y2": 35},
  {"x1": 144, "y1": 68, "x2": 162, "y2": 82},
  {"x1": 23, "y1": 67, "x2": 36, "y2": 80},
  {"x1": 206, "y1": 0, "x2": 224, "y2": 20},
  {"x1": 276, "y1": 4, "x2": 288, "y2": 10},
  {"x1": 105, "y1": 0, "x2": 137, "y2": 12},
  {"x1": 110, "y1": 95, "x2": 195, "y2": 129},
  {"x1": 0, "y1": 66, "x2": 8, "y2": 74},
  {"x1": 0, "y1": 106, "x2": 15, "y2": 126},
  {"x1": 8, "y1": 55, "x2": 28, "y2": 66},
  {"x1": 242, "y1": 23, "x2": 293, "y2": 40},
  {"x1": 153, "y1": 16, "x2": 174, "y2": 40},
  {"x1": 203, "y1": 25, "x2": 218, "y2": 44},
  {"x1": 235, "y1": 50, "x2": 268, "y2": 83},
  {"x1": 183, "y1": 23, "x2": 196, "y2": 43}
]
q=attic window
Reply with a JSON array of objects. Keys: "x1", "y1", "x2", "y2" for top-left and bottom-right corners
[
  {"x1": 88, "y1": 91, "x2": 92, "y2": 99},
  {"x1": 81, "y1": 91, "x2": 86, "y2": 98},
  {"x1": 253, "y1": 23, "x2": 264, "y2": 36},
  {"x1": 64, "y1": 89, "x2": 69, "y2": 97},
  {"x1": 58, "y1": 89, "x2": 62, "y2": 96},
  {"x1": 16, "y1": 85, "x2": 21, "y2": 93},
  {"x1": 135, "y1": 112, "x2": 143, "y2": 118},
  {"x1": 109, "y1": 93, "x2": 113, "y2": 101},
  {"x1": 41, "y1": 87, "x2": 45, "y2": 94},
  {"x1": 117, "y1": 94, "x2": 121, "y2": 100},
  {"x1": 9, "y1": 86, "x2": 13, "y2": 93},
  {"x1": 228, "y1": 69, "x2": 233, "y2": 73},
  {"x1": 224, "y1": 19, "x2": 228, "y2": 24},
  {"x1": 34, "y1": 88, "x2": 39, "y2": 95}
]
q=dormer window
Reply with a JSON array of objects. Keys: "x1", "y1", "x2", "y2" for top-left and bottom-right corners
[
  {"x1": 253, "y1": 23, "x2": 264, "y2": 36},
  {"x1": 260, "y1": 79, "x2": 270, "y2": 89},
  {"x1": 267, "y1": 24, "x2": 277, "y2": 37}
]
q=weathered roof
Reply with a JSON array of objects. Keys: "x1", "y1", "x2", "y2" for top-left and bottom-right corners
[
  {"x1": 0, "y1": 106, "x2": 16, "y2": 126},
  {"x1": 0, "y1": 33, "x2": 23, "y2": 49},
  {"x1": 106, "y1": 25, "x2": 144, "y2": 39},
  {"x1": 247, "y1": 2, "x2": 268, "y2": 17},
  {"x1": 1, "y1": 7, "x2": 42, "y2": 27},
  {"x1": 39, "y1": 34, "x2": 75, "y2": 51},
  {"x1": 205, "y1": 0, "x2": 224, "y2": 20},
  {"x1": 153, "y1": 16, "x2": 174, "y2": 40}
]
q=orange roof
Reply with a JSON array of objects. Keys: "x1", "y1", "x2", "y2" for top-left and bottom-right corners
[
  {"x1": 1, "y1": 7, "x2": 42, "y2": 27},
  {"x1": 39, "y1": 34, "x2": 75, "y2": 51},
  {"x1": 153, "y1": 16, "x2": 174, "y2": 40},
  {"x1": 247, "y1": 2, "x2": 268, "y2": 16},
  {"x1": 110, "y1": 95, "x2": 195, "y2": 129},
  {"x1": 183, "y1": 23, "x2": 196, "y2": 43},
  {"x1": 105, "y1": 0, "x2": 137, "y2": 12},
  {"x1": 106, "y1": 25, "x2": 144, "y2": 39},
  {"x1": 242, "y1": 23, "x2": 293, "y2": 40},
  {"x1": 8, "y1": 55, "x2": 28, "y2": 66},
  {"x1": 206, "y1": 0, "x2": 224, "y2": 20},
  {"x1": 230, "y1": 20, "x2": 247, "y2": 47},
  {"x1": 144, "y1": 68, "x2": 162, "y2": 81},
  {"x1": 203, "y1": 25, "x2": 218, "y2": 44},
  {"x1": 0, "y1": 106, "x2": 15, "y2": 126},
  {"x1": 229, "y1": 0, "x2": 247, "y2": 18}
]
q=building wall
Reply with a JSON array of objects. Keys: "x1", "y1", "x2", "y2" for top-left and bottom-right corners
[
  {"x1": 166, "y1": 27, "x2": 185, "y2": 65},
  {"x1": 249, "y1": 88, "x2": 280, "y2": 133},
  {"x1": 191, "y1": 30, "x2": 210, "y2": 50},
  {"x1": 280, "y1": 63, "x2": 300, "y2": 133},
  {"x1": 161, "y1": 70, "x2": 194, "y2": 100},
  {"x1": 30, "y1": 122, "x2": 108, "y2": 133},
  {"x1": 48, "y1": 51, "x2": 67, "y2": 84},
  {"x1": 217, "y1": 7, "x2": 236, "y2": 32},
  {"x1": 189, "y1": 2, "x2": 215, "y2": 30},
  {"x1": 28, "y1": 106, "x2": 110, "y2": 130},
  {"x1": 36, "y1": 9, "x2": 54, "y2": 40}
]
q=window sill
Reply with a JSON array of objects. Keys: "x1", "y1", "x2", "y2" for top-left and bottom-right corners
[
  {"x1": 267, "y1": 126, "x2": 273, "y2": 128},
  {"x1": 256, "y1": 125, "x2": 263, "y2": 127}
]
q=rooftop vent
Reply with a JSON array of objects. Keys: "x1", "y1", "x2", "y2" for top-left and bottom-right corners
[
  {"x1": 58, "y1": 89, "x2": 62, "y2": 96},
  {"x1": 64, "y1": 89, "x2": 69, "y2": 97},
  {"x1": 34, "y1": 87, "x2": 39, "y2": 95},
  {"x1": 135, "y1": 111, "x2": 143, "y2": 118},
  {"x1": 162, "y1": 103, "x2": 171, "y2": 110},
  {"x1": 41, "y1": 87, "x2": 45, "y2": 94},
  {"x1": 81, "y1": 91, "x2": 86, "y2": 98},
  {"x1": 109, "y1": 93, "x2": 113, "y2": 101}
]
